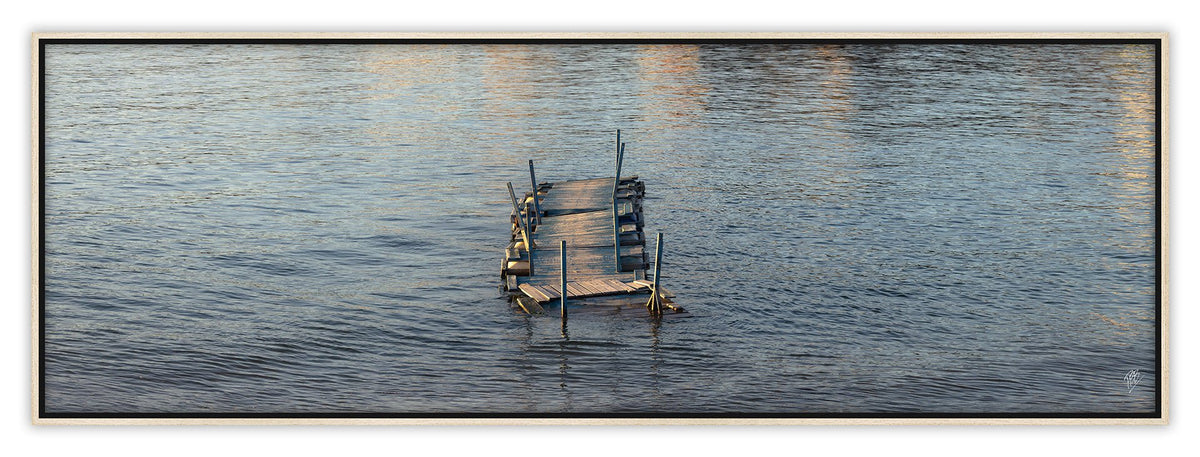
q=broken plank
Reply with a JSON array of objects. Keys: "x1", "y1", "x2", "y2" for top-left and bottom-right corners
[
  {"x1": 518, "y1": 283, "x2": 554, "y2": 302},
  {"x1": 516, "y1": 296, "x2": 545, "y2": 314}
]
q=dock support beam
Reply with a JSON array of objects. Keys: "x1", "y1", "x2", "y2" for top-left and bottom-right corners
[
  {"x1": 560, "y1": 240, "x2": 568, "y2": 332},
  {"x1": 646, "y1": 232, "x2": 664, "y2": 315}
]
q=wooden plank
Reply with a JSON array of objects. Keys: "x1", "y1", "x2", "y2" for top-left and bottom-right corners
[
  {"x1": 520, "y1": 276, "x2": 659, "y2": 300},
  {"x1": 519, "y1": 283, "x2": 553, "y2": 302},
  {"x1": 604, "y1": 278, "x2": 638, "y2": 293},
  {"x1": 565, "y1": 282, "x2": 587, "y2": 297},
  {"x1": 581, "y1": 279, "x2": 615, "y2": 294},
  {"x1": 588, "y1": 279, "x2": 617, "y2": 294},
  {"x1": 570, "y1": 281, "x2": 596, "y2": 296},
  {"x1": 505, "y1": 260, "x2": 530, "y2": 276},
  {"x1": 516, "y1": 285, "x2": 546, "y2": 303},
  {"x1": 524, "y1": 245, "x2": 645, "y2": 279},
  {"x1": 538, "y1": 285, "x2": 562, "y2": 300},
  {"x1": 519, "y1": 272, "x2": 635, "y2": 288},
  {"x1": 579, "y1": 280, "x2": 609, "y2": 296},
  {"x1": 537, "y1": 184, "x2": 643, "y2": 214},
  {"x1": 516, "y1": 296, "x2": 545, "y2": 314}
]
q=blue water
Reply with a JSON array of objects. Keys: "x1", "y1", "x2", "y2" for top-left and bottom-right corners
[{"x1": 40, "y1": 42, "x2": 1158, "y2": 414}]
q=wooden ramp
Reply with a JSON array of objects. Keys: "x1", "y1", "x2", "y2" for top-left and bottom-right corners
[{"x1": 500, "y1": 135, "x2": 680, "y2": 317}]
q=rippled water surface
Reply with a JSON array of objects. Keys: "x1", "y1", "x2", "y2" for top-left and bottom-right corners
[{"x1": 41, "y1": 42, "x2": 1158, "y2": 414}]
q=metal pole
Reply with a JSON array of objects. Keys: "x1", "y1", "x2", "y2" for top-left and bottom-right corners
[
  {"x1": 614, "y1": 143, "x2": 625, "y2": 193},
  {"x1": 612, "y1": 142, "x2": 625, "y2": 273},
  {"x1": 647, "y1": 232, "x2": 664, "y2": 315},
  {"x1": 525, "y1": 205, "x2": 535, "y2": 277},
  {"x1": 615, "y1": 130, "x2": 622, "y2": 178},
  {"x1": 507, "y1": 182, "x2": 533, "y2": 251},
  {"x1": 560, "y1": 240, "x2": 568, "y2": 331},
  {"x1": 528, "y1": 160, "x2": 542, "y2": 225}
]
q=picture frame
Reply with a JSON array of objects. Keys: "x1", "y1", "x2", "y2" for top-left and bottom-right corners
[{"x1": 32, "y1": 32, "x2": 1168, "y2": 425}]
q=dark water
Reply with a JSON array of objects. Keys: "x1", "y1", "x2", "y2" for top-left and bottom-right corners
[{"x1": 41, "y1": 43, "x2": 1158, "y2": 414}]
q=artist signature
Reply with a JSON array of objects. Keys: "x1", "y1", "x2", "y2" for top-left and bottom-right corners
[{"x1": 1124, "y1": 369, "x2": 1143, "y2": 393}]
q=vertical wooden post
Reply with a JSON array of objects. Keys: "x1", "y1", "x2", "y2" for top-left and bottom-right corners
[
  {"x1": 526, "y1": 202, "x2": 533, "y2": 235},
  {"x1": 612, "y1": 142, "x2": 625, "y2": 273},
  {"x1": 528, "y1": 160, "x2": 542, "y2": 225},
  {"x1": 560, "y1": 240, "x2": 568, "y2": 331},
  {"x1": 647, "y1": 232, "x2": 664, "y2": 315},
  {"x1": 507, "y1": 182, "x2": 533, "y2": 252}
]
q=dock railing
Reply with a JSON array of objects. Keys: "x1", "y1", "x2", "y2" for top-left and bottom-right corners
[
  {"x1": 506, "y1": 181, "x2": 534, "y2": 277},
  {"x1": 612, "y1": 131, "x2": 625, "y2": 273}
]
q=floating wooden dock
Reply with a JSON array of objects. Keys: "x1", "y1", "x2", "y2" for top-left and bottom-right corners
[{"x1": 501, "y1": 131, "x2": 681, "y2": 317}]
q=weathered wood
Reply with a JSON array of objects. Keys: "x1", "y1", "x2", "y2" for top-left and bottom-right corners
[
  {"x1": 502, "y1": 152, "x2": 682, "y2": 315},
  {"x1": 517, "y1": 278, "x2": 675, "y2": 304},
  {"x1": 505, "y1": 260, "x2": 530, "y2": 276},
  {"x1": 586, "y1": 280, "x2": 614, "y2": 294},
  {"x1": 519, "y1": 283, "x2": 552, "y2": 302},
  {"x1": 516, "y1": 296, "x2": 544, "y2": 314},
  {"x1": 521, "y1": 246, "x2": 647, "y2": 280},
  {"x1": 568, "y1": 283, "x2": 590, "y2": 296},
  {"x1": 604, "y1": 278, "x2": 638, "y2": 293},
  {"x1": 573, "y1": 281, "x2": 598, "y2": 296},
  {"x1": 507, "y1": 182, "x2": 533, "y2": 252}
]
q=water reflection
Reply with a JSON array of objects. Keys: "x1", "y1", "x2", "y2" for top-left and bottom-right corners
[
  {"x1": 812, "y1": 45, "x2": 858, "y2": 139},
  {"x1": 43, "y1": 42, "x2": 1159, "y2": 414},
  {"x1": 359, "y1": 44, "x2": 473, "y2": 146},
  {"x1": 634, "y1": 45, "x2": 708, "y2": 131}
]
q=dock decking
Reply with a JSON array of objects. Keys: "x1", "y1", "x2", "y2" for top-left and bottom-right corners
[{"x1": 500, "y1": 133, "x2": 680, "y2": 317}]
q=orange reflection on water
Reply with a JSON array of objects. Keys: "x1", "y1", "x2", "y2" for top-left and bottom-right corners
[
  {"x1": 634, "y1": 45, "x2": 708, "y2": 130},
  {"x1": 1110, "y1": 45, "x2": 1156, "y2": 156},
  {"x1": 813, "y1": 45, "x2": 858, "y2": 139},
  {"x1": 361, "y1": 44, "x2": 464, "y2": 101},
  {"x1": 481, "y1": 45, "x2": 560, "y2": 124},
  {"x1": 358, "y1": 45, "x2": 472, "y2": 146},
  {"x1": 1103, "y1": 45, "x2": 1157, "y2": 231}
]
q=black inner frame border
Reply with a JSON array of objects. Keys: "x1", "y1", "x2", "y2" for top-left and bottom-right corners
[{"x1": 36, "y1": 36, "x2": 1165, "y2": 420}]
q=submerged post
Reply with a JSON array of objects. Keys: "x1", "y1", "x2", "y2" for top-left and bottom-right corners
[
  {"x1": 560, "y1": 240, "x2": 568, "y2": 331},
  {"x1": 507, "y1": 182, "x2": 533, "y2": 252},
  {"x1": 528, "y1": 160, "x2": 542, "y2": 225},
  {"x1": 612, "y1": 141, "x2": 625, "y2": 273},
  {"x1": 646, "y1": 232, "x2": 664, "y2": 315}
]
